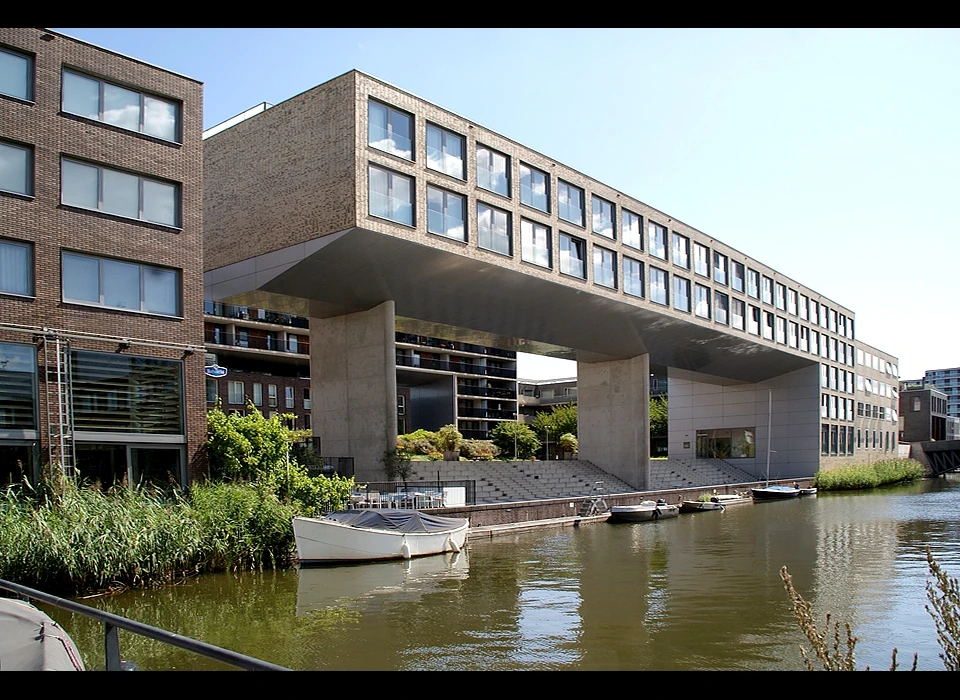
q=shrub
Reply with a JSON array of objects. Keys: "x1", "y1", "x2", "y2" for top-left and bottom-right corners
[
  {"x1": 459, "y1": 439, "x2": 499, "y2": 461},
  {"x1": 558, "y1": 433, "x2": 578, "y2": 454},
  {"x1": 815, "y1": 459, "x2": 925, "y2": 491}
]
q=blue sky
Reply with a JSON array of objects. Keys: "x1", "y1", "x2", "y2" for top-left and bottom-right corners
[{"x1": 53, "y1": 28, "x2": 960, "y2": 380}]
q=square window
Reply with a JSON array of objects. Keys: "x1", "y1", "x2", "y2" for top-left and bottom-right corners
[
  {"x1": 799, "y1": 293, "x2": 809, "y2": 320},
  {"x1": 693, "y1": 242, "x2": 709, "y2": 277},
  {"x1": 673, "y1": 275, "x2": 691, "y2": 313},
  {"x1": 0, "y1": 47, "x2": 33, "y2": 101},
  {"x1": 0, "y1": 238, "x2": 33, "y2": 296},
  {"x1": 731, "y1": 261, "x2": 745, "y2": 293},
  {"x1": 787, "y1": 288, "x2": 798, "y2": 315},
  {"x1": 731, "y1": 298, "x2": 745, "y2": 330},
  {"x1": 649, "y1": 267, "x2": 668, "y2": 305},
  {"x1": 268, "y1": 384, "x2": 278, "y2": 408},
  {"x1": 253, "y1": 383, "x2": 263, "y2": 407},
  {"x1": 285, "y1": 386, "x2": 295, "y2": 409},
  {"x1": 559, "y1": 232, "x2": 586, "y2": 279},
  {"x1": 368, "y1": 99, "x2": 413, "y2": 160},
  {"x1": 649, "y1": 222, "x2": 667, "y2": 260},
  {"x1": 775, "y1": 282, "x2": 786, "y2": 310},
  {"x1": 426, "y1": 124, "x2": 465, "y2": 179},
  {"x1": 368, "y1": 164, "x2": 413, "y2": 226},
  {"x1": 671, "y1": 232, "x2": 689, "y2": 269},
  {"x1": 228, "y1": 380, "x2": 244, "y2": 405},
  {"x1": 478, "y1": 202, "x2": 511, "y2": 255},
  {"x1": 623, "y1": 257, "x2": 643, "y2": 297},
  {"x1": 761, "y1": 275, "x2": 773, "y2": 305},
  {"x1": 622, "y1": 209, "x2": 642, "y2": 250},
  {"x1": 593, "y1": 246, "x2": 616, "y2": 289},
  {"x1": 591, "y1": 195, "x2": 615, "y2": 239},
  {"x1": 748, "y1": 305, "x2": 761, "y2": 335},
  {"x1": 426, "y1": 186, "x2": 465, "y2": 241},
  {"x1": 521, "y1": 219, "x2": 551, "y2": 268},
  {"x1": 694, "y1": 283, "x2": 711, "y2": 319},
  {"x1": 62, "y1": 69, "x2": 180, "y2": 142},
  {"x1": 478, "y1": 146, "x2": 510, "y2": 197},
  {"x1": 0, "y1": 141, "x2": 32, "y2": 196},
  {"x1": 558, "y1": 180, "x2": 584, "y2": 226},
  {"x1": 519, "y1": 162, "x2": 548, "y2": 211}
]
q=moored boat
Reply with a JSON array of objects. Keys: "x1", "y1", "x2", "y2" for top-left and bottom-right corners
[
  {"x1": 680, "y1": 492, "x2": 752, "y2": 512},
  {"x1": 751, "y1": 484, "x2": 801, "y2": 500},
  {"x1": 799, "y1": 487, "x2": 818, "y2": 496},
  {"x1": 610, "y1": 499, "x2": 680, "y2": 522},
  {"x1": 294, "y1": 509, "x2": 469, "y2": 564},
  {"x1": 0, "y1": 598, "x2": 85, "y2": 671}
]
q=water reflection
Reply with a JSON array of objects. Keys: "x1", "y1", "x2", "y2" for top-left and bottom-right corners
[{"x1": 42, "y1": 474, "x2": 960, "y2": 670}]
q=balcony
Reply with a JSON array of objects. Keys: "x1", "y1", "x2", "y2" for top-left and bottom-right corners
[
  {"x1": 456, "y1": 384, "x2": 516, "y2": 399},
  {"x1": 396, "y1": 354, "x2": 516, "y2": 379},
  {"x1": 457, "y1": 407, "x2": 517, "y2": 420},
  {"x1": 205, "y1": 330, "x2": 310, "y2": 355},
  {"x1": 204, "y1": 300, "x2": 309, "y2": 329},
  {"x1": 395, "y1": 332, "x2": 517, "y2": 360}
]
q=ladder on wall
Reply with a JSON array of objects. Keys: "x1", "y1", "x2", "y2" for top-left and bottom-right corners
[{"x1": 42, "y1": 336, "x2": 75, "y2": 477}]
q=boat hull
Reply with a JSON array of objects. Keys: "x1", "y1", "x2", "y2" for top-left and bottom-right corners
[
  {"x1": 680, "y1": 500, "x2": 724, "y2": 512},
  {"x1": 294, "y1": 514, "x2": 469, "y2": 564},
  {"x1": 610, "y1": 502, "x2": 680, "y2": 522},
  {"x1": 752, "y1": 486, "x2": 801, "y2": 500}
]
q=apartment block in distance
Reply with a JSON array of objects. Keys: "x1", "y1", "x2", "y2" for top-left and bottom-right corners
[
  {"x1": 203, "y1": 297, "x2": 518, "y2": 441},
  {"x1": 0, "y1": 28, "x2": 205, "y2": 488},
  {"x1": 920, "y1": 367, "x2": 960, "y2": 419},
  {"x1": 203, "y1": 70, "x2": 900, "y2": 486}
]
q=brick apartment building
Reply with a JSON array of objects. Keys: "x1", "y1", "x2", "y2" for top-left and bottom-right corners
[{"x1": 0, "y1": 28, "x2": 205, "y2": 488}]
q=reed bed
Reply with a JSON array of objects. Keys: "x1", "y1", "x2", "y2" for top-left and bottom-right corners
[
  {"x1": 0, "y1": 479, "x2": 299, "y2": 594},
  {"x1": 815, "y1": 459, "x2": 926, "y2": 491}
]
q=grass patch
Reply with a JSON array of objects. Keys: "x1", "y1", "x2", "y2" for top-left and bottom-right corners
[{"x1": 815, "y1": 459, "x2": 925, "y2": 491}]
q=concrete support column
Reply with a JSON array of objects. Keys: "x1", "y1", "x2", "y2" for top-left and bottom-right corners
[
  {"x1": 310, "y1": 301, "x2": 398, "y2": 482},
  {"x1": 577, "y1": 354, "x2": 650, "y2": 490}
]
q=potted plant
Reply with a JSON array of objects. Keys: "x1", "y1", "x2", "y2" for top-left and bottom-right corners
[
  {"x1": 559, "y1": 433, "x2": 578, "y2": 460},
  {"x1": 436, "y1": 424, "x2": 463, "y2": 461}
]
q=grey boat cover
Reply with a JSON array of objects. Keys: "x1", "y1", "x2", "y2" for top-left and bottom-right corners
[
  {"x1": 0, "y1": 598, "x2": 85, "y2": 671},
  {"x1": 324, "y1": 509, "x2": 467, "y2": 533}
]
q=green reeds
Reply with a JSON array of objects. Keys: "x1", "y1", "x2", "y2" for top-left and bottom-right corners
[{"x1": 814, "y1": 459, "x2": 925, "y2": 491}]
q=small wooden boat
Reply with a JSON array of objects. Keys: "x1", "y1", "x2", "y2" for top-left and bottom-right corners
[
  {"x1": 610, "y1": 499, "x2": 680, "y2": 522},
  {"x1": 681, "y1": 493, "x2": 752, "y2": 512},
  {"x1": 294, "y1": 509, "x2": 469, "y2": 564},
  {"x1": 799, "y1": 487, "x2": 818, "y2": 496}
]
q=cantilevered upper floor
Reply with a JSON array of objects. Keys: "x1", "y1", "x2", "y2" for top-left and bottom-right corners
[{"x1": 203, "y1": 70, "x2": 861, "y2": 385}]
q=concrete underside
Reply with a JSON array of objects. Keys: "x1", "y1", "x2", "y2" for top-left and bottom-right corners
[{"x1": 205, "y1": 227, "x2": 820, "y2": 482}]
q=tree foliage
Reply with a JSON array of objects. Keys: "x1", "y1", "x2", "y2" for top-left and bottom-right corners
[
  {"x1": 491, "y1": 421, "x2": 540, "y2": 460},
  {"x1": 531, "y1": 403, "x2": 578, "y2": 441},
  {"x1": 650, "y1": 396, "x2": 668, "y2": 438},
  {"x1": 207, "y1": 404, "x2": 291, "y2": 482}
]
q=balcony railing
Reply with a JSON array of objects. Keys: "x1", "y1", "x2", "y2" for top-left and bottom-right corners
[
  {"x1": 206, "y1": 330, "x2": 309, "y2": 355},
  {"x1": 395, "y1": 332, "x2": 516, "y2": 359},
  {"x1": 457, "y1": 407, "x2": 516, "y2": 420},
  {"x1": 456, "y1": 384, "x2": 516, "y2": 399},
  {"x1": 204, "y1": 300, "x2": 309, "y2": 329},
  {"x1": 396, "y1": 354, "x2": 516, "y2": 378}
]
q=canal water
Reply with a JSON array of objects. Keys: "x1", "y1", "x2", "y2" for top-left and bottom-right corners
[{"x1": 49, "y1": 474, "x2": 960, "y2": 671}]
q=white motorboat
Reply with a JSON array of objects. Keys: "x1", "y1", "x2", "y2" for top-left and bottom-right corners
[
  {"x1": 751, "y1": 484, "x2": 801, "y2": 500},
  {"x1": 293, "y1": 509, "x2": 469, "y2": 564},
  {"x1": 609, "y1": 499, "x2": 680, "y2": 522}
]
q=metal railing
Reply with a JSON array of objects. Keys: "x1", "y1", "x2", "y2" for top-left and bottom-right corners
[
  {"x1": 203, "y1": 300, "x2": 309, "y2": 329},
  {"x1": 351, "y1": 480, "x2": 476, "y2": 507},
  {"x1": 0, "y1": 579, "x2": 289, "y2": 671}
]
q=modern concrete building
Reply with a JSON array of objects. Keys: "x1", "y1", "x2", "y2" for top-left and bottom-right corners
[
  {"x1": 898, "y1": 386, "x2": 951, "y2": 443},
  {"x1": 202, "y1": 69, "x2": 899, "y2": 487},
  {"x1": 0, "y1": 28, "x2": 205, "y2": 488},
  {"x1": 920, "y1": 367, "x2": 960, "y2": 419}
]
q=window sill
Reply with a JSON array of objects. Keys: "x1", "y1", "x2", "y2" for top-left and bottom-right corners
[
  {"x1": 61, "y1": 300, "x2": 184, "y2": 320},
  {"x1": 0, "y1": 189, "x2": 34, "y2": 201},
  {"x1": 59, "y1": 204, "x2": 182, "y2": 232},
  {"x1": 368, "y1": 144, "x2": 414, "y2": 164},
  {"x1": 0, "y1": 291, "x2": 35, "y2": 300},
  {"x1": 0, "y1": 93, "x2": 35, "y2": 107},
  {"x1": 368, "y1": 212, "x2": 416, "y2": 229},
  {"x1": 60, "y1": 111, "x2": 182, "y2": 147}
]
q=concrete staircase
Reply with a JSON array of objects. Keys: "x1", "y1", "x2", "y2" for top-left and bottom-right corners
[
  {"x1": 407, "y1": 460, "x2": 636, "y2": 504},
  {"x1": 649, "y1": 457, "x2": 756, "y2": 490}
]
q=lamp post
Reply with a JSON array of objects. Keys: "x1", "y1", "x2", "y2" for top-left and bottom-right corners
[{"x1": 545, "y1": 426, "x2": 550, "y2": 462}]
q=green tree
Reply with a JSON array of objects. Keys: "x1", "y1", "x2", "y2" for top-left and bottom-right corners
[
  {"x1": 650, "y1": 396, "x2": 668, "y2": 438},
  {"x1": 491, "y1": 422, "x2": 540, "y2": 460},
  {"x1": 531, "y1": 403, "x2": 578, "y2": 441},
  {"x1": 207, "y1": 404, "x2": 291, "y2": 482},
  {"x1": 436, "y1": 424, "x2": 464, "y2": 453}
]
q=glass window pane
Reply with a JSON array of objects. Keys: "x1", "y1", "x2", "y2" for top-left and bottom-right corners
[
  {"x1": 102, "y1": 168, "x2": 140, "y2": 219},
  {"x1": 0, "y1": 48, "x2": 31, "y2": 100},
  {"x1": 478, "y1": 204, "x2": 510, "y2": 255},
  {"x1": 427, "y1": 125, "x2": 464, "y2": 179},
  {"x1": 0, "y1": 239, "x2": 31, "y2": 295},
  {"x1": 142, "y1": 179, "x2": 177, "y2": 226},
  {"x1": 368, "y1": 165, "x2": 413, "y2": 225},
  {"x1": 593, "y1": 246, "x2": 616, "y2": 288},
  {"x1": 559, "y1": 234, "x2": 584, "y2": 278},
  {"x1": 558, "y1": 181, "x2": 583, "y2": 226},
  {"x1": 143, "y1": 95, "x2": 178, "y2": 141},
  {"x1": 61, "y1": 159, "x2": 100, "y2": 210},
  {"x1": 368, "y1": 101, "x2": 412, "y2": 159},
  {"x1": 592, "y1": 196, "x2": 614, "y2": 238},
  {"x1": 649, "y1": 223, "x2": 667, "y2": 259},
  {"x1": 62, "y1": 71, "x2": 101, "y2": 120},
  {"x1": 622, "y1": 210, "x2": 641, "y2": 250},
  {"x1": 519, "y1": 163, "x2": 547, "y2": 211},
  {"x1": 102, "y1": 258, "x2": 141, "y2": 310},
  {"x1": 0, "y1": 142, "x2": 30, "y2": 195},
  {"x1": 62, "y1": 253, "x2": 101, "y2": 303},
  {"x1": 143, "y1": 266, "x2": 179, "y2": 315},
  {"x1": 521, "y1": 220, "x2": 550, "y2": 268},
  {"x1": 103, "y1": 82, "x2": 141, "y2": 131},
  {"x1": 623, "y1": 257, "x2": 643, "y2": 297}
]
